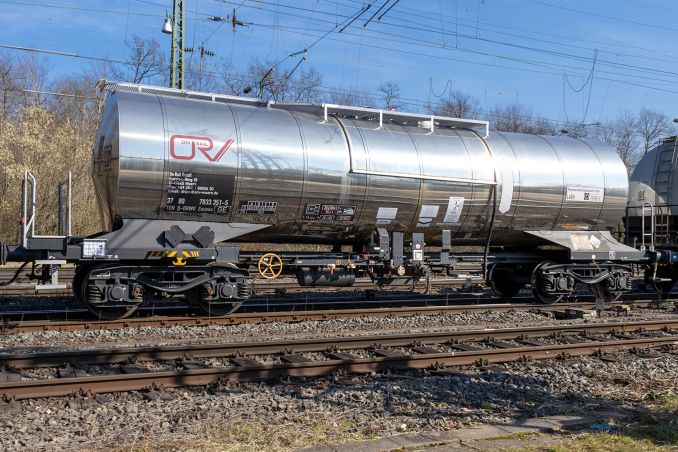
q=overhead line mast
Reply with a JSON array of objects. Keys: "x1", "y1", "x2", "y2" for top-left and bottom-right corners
[{"x1": 169, "y1": 0, "x2": 185, "y2": 89}]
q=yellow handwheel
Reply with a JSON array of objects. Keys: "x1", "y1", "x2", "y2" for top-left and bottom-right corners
[{"x1": 258, "y1": 253, "x2": 283, "y2": 279}]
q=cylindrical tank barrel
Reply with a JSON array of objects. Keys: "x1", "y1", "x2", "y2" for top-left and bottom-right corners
[{"x1": 92, "y1": 88, "x2": 628, "y2": 247}]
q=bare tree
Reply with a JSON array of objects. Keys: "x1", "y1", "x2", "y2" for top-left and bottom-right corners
[
  {"x1": 112, "y1": 35, "x2": 166, "y2": 84},
  {"x1": 598, "y1": 111, "x2": 639, "y2": 168},
  {"x1": 489, "y1": 103, "x2": 530, "y2": 133},
  {"x1": 184, "y1": 59, "x2": 224, "y2": 93},
  {"x1": 49, "y1": 70, "x2": 101, "y2": 132},
  {"x1": 327, "y1": 90, "x2": 374, "y2": 107},
  {"x1": 377, "y1": 81, "x2": 401, "y2": 110},
  {"x1": 527, "y1": 116, "x2": 557, "y2": 135},
  {"x1": 249, "y1": 62, "x2": 288, "y2": 101},
  {"x1": 433, "y1": 90, "x2": 480, "y2": 119},
  {"x1": 637, "y1": 108, "x2": 673, "y2": 155},
  {"x1": 0, "y1": 53, "x2": 50, "y2": 121},
  {"x1": 0, "y1": 53, "x2": 16, "y2": 121},
  {"x1": 290, "y1": 66, "x2": 322, "y2": 102},
  {"x1": 243, "y1": 59, "x2": 322, "y2": 102},
  {"x1": 15, "y1": 54, "x2": 49, "y2": 110},
  {"x1": 219, "y1": 60, "x2": 247, "y2": 96},
  {"x1": 488, "y1": 103, "x2": 556, "y2": 135},
  {"x1": 559, "y1": 120, "x2": 591, "y2": 138}
]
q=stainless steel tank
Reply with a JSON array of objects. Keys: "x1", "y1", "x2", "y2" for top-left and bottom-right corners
[{"x1": 92, "y1": 83, "x2": 629, "y2": 247}]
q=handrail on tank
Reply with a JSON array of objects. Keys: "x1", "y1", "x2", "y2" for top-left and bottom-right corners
[
  {"x1": 316, "y1": 104, "x2": 490, "y2": 138},
  {"x1": 100, "y1": 81, "x2": 490, "y2": 138},
  {"x1": 640, "y1": 201, "x2": 655, "y2": 252},
  {"x1": 19, "y1": 171, "x2": 73, "y2": 248},
  {"x1": 20, "y1": 170, "x2": 36, "y2": 248}
]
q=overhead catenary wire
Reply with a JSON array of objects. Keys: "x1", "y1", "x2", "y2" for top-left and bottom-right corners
[
  {"x1": 247, "y1": 22, "x2": 678, "y2": 93},
  {"x1": 337, "y1": 0, "x2": 678, "y2": 63},
  {"x1": 525, "y1": 0, "x2": 678, "y2": 33},
  {"x1": 0, "y1": 3, "x2": 669, "y2": 129},
  {"x1": 5, "y1": 10, "x2": 678, "y2": 101},
  {"x1": 338, "y1": 0, "x2": 678, "y2": 68},
  {"x1": 0, "y1": 40, "x2": 591, "y2": 129},
  {"x1": 8, "y1": 0, "x2": 678, "y2": 70},
  {"x1": 339, "y1": 2, "x2": 371, "y2": 33},
  {"x1": 564, "y1": 49, "x2": 598, "y2": 93},
  {"x1": 223, "y1": 0, "x2": 678, "y2": 86},
  {"x1": 5, "y1": 0, "x2": 677, "y2": 84},
  {"x1": 4, "y1": 18, "x2": 678, "y2": 105},
  {"x1": 253, "y1": 1, "x2": 373, "y2": 93},
  {"x1": 377, "y1": 0, "x2": 399, "y2": 22},
  {"x1": 563, "y1": 48, "x2": 597, "y2": 123},
  {"x1": 363, "y1": 0, "x2": 390, "y2": 28},
  {"x1": 13, "y1": 88, "x2": 96, "y2": 99}
]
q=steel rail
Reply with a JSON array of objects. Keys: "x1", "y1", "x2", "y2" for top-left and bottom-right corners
[
  {"x1": 2, "y1": 319, "x2": 676, "y2": 369},
  {"x1": 0, "y1": 300, "x2": 658, "y2": 334},
  {"x1": 0, "y1": 334, "x2": 676, "y2": 400},
  {"x1": 0, "y1": 272, "x2": 482, "y2": 296}
]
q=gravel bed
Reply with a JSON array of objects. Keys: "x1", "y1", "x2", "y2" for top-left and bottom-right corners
[
  {"x1": 0, "y1": 348, "x2": 675, "y2": 450},
  {"x1": 1, "y1": 306, "x2": 675, "y2": 351}
]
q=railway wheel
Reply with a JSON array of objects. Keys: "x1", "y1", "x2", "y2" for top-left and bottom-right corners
[
  {"x1": 77, "y1": 264, "x2": 140, "y2": 320},
  {"x1": 590, "y1": 282, "x2": 623, "y2": 303},
  {"x1": 258, "y1": 253, "x2": 283, "y2": 279},
  {"x1": 72, "y1": 266, "x2": 88, "y2": 306},
  {"x1": 530, "y1": 262, "x2": 572, "y2": 305},
  {"x1": 488, "y1": 264, "x2": 527, "y2": 298},
  {"x1": 191, "y1": 282, "x2": 245, "y2": 316}
]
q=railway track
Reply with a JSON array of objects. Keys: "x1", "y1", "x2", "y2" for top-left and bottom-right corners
[
  {"x1": 0, "y1": 278, "x2": 478, "y2": 296},
  {"x1": 1, "y1": 319, "x2": 676, "y2": 400},
  {"x1": 0, "y1": 266, "x2": 483, "y2": 296},
  {"x1": 0, "y1": 299, "x2": 664, "y2": 334}
]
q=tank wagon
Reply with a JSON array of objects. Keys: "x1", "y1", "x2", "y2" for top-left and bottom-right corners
[
  {"x1": 1, "y1": 82, "x2": 645, "y2": 319},
  {"x1": 626, "y1": 135, "x2": 678, "y2": 295}
]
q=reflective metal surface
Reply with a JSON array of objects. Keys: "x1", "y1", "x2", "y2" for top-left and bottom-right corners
[
  {"x1": 627, "y1": 139, "x2": 675, "y2": 217},
  {"x1": 92, "y1": 84, "x2": 629, "y2": 246}
]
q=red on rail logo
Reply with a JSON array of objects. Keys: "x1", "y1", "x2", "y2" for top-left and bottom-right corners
[{"x1": 169, "y1": 135, "x2": 234, "y2": 162}]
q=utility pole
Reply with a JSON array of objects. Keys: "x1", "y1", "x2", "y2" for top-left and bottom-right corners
[{"x1": 169, "y1": 0, "x2": 185, "y2": 89}]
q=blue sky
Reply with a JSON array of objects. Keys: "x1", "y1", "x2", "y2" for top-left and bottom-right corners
[{"x1": 2, "y1": 0, "x2": 677, "y2": 128}]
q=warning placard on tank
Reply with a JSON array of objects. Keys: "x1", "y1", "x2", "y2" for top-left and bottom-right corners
[
  {"x1": 566, "y1": 186, "x2": 603, "y2": 202},
  {"x1": 302, "y1": 203, "x2": 356, "y2": 221},
  {"x1": 165, "y1": 171, "x2": 234, "y2": 214},
  {"x1": 441, "y1": 197, "x2": 464, "y2": 224}
]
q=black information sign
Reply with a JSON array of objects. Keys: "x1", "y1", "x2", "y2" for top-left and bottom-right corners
[
  {"x1": 302, "y1": 203, "x2": 356, "y2": 221},
  {"x1": 165, "y1": 171, "x2": 234, "y2": 215},
  {"x1": 238, "y1": 200, "x2": 278, "y2": 215}
]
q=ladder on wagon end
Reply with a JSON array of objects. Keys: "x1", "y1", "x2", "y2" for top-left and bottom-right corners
[
  {"x1": 16, "y1": 170, "x2": 73, "y2": 291},
  {"x1": 640, "y1": 202, "x2": 656, "y2": 252}
]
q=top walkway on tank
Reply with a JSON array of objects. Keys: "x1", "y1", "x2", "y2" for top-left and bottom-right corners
[{"x1": 102, "y1": 81, "x2": 490, "y2": 138}]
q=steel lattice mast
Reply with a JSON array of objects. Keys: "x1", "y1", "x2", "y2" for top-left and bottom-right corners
[{"x1": 169, "y1": 0, "x2": 184, "y2": 89}]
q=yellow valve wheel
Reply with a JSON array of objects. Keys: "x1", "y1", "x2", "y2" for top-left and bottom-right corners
[{"x1": 258, "y1": 253, "x2": 283, "y2": 279}]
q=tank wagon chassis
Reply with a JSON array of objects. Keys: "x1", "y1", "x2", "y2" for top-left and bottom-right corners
[
  {"x1": 0, "y1": 170, "x2": 642, "y2": 320},
  {"x1": 0, "y1": 82, "x2": 666, "y2": 320}
]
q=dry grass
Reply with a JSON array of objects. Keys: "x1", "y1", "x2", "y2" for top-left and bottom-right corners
[
  {"x1": 519, "y1": 433, "x2": 669, "y2": 452},
  {"x1": 504, "y1": 395, "x2": 678, "y2": 452},
  {"x1": 487, "y1": 431, "x2": 542, "y2": 441},
  {"x1": 113, "y1": 417, "x2": 379, "y2": 452}
]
